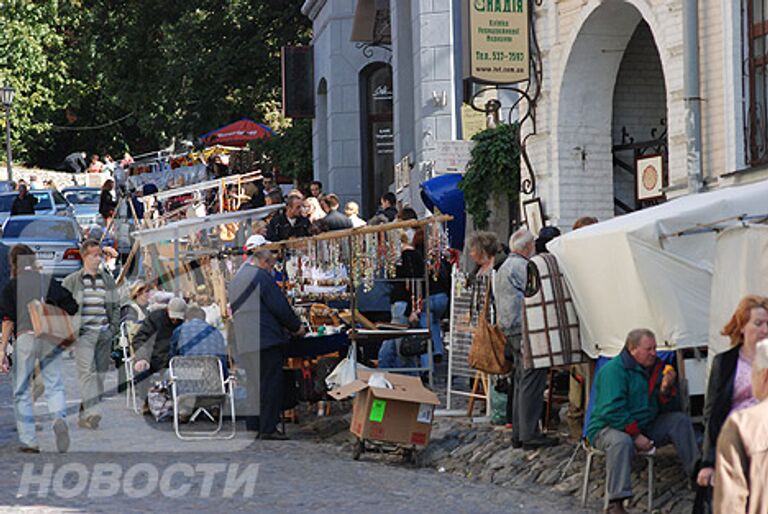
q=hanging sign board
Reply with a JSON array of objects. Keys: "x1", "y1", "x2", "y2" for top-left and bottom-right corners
[{"x1": 462, "y1": 0, "x2": 530, "y2": 84}]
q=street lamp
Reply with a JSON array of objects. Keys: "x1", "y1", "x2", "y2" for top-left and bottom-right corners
[{"x1": 1, "y1": 84, "x2": 15, "y2": 182}]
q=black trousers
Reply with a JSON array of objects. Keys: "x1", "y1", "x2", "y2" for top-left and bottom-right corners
[
  {"x1": 240, "y1": 347, "x2": 284, "y2": 435},
  {"x1": 505, "y1": 334, "x2": 547, "y2": 442}
]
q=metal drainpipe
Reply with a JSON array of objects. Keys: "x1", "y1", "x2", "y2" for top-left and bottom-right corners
[{"x1": 683, "y1": 0, "x2": 704, "y2": 193}]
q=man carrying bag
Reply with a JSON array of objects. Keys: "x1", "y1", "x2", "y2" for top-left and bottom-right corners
[{"x1": 0, "y1": 244, "x2": 78, "y2": 453}]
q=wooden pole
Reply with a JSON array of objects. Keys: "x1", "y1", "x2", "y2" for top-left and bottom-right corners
[
  {"x1": 116, "y1": 240, "x2": 140, "y2": 287},
  {"x1": 258, "y1": 214, "x2": 453, "y2": 252}
]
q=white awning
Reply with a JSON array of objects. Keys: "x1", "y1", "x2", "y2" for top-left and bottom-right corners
[{"x1": 131, "y1": 204, "x2": 282, "y2": 245}]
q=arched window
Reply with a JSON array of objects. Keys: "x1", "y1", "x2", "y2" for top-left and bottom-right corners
[{"x1": 360, "y1": 63, "x2": 393, "y2": 216}]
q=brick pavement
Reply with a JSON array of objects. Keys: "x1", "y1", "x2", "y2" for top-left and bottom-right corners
[{"x1": 0, "y1": 356, "x2": 590, "y2": 513}]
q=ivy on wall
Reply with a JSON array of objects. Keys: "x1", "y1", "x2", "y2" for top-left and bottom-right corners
[{"x1": 460, "y1": 122, "x2": 521, "y2": 229}]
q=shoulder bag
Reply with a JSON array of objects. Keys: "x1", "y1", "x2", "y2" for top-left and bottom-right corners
[
  {"x1": 468, "y1": 286, "x2": 510, "y2": 375},
  {"x1": 27, "y1": 274, "x2": 76, "y2": 348}
]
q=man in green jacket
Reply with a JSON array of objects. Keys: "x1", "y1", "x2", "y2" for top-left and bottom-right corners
[
  {"x1": 62, "y1": 239, "x2": 121, "y2": 430},
  {"x1": 587, "y1": 329, "x2": 699, "y2": 514}
]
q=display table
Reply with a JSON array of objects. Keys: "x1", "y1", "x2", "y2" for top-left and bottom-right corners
[{"x1": 285, "y1": 332, "x2": 350, "y2": 358}]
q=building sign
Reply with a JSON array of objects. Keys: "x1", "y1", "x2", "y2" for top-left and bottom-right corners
[
  {"x1": 395, "y1": 155, "x2": 410, "y2": 192},
  {"x1": 424, "y1": 140, "x2": 474, "y2": 174},
  {"x1": 636, "y1": 154, "x2": 664, "y2": 201},
  {"x1": 375, "y1": 125, "x2": 394, "y2": 155},
  {"x1": 463, "y1": 0, "x2": 529, "y2": 84}
]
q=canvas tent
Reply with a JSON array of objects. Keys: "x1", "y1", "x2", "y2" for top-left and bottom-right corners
[{"x1": 548, "y1": 179, "x2": 768, "y2": 358}]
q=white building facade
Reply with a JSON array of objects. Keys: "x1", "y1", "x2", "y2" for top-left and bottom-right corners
[
  {"x1": 523, "y1": 0, "x2": 768, "y2": 230},
  {"x1": 303, "y1": 0, "x2": 768, "y2": 229},
  {"x1": 302, "y1": 0, "x2": 465, "y2": 217}
]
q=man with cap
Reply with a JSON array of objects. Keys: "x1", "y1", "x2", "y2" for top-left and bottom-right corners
[{"x1": 132, "y1": 297, "x2": 187, "y2": 414}]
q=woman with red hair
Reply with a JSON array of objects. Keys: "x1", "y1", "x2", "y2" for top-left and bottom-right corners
[{"x1": 696, "y1": 295, "x2": 768, "y2": 492}]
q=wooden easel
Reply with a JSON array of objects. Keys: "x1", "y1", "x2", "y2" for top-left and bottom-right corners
[{"x1": 466, "y1": 371, "x2": 490, "y2": 417}]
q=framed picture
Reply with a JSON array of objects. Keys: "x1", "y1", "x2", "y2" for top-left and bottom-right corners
[
  {"x1": 636, "y1": 154, "x2": 664, "y2": 201},
  {"x1": 523, "y1": 198, "x2": 544, "y2": 237}
]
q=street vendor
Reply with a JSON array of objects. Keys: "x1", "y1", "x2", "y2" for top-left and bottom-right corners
[{"x1": 229, "y1": 248, "x2": 306, "y2": 440}]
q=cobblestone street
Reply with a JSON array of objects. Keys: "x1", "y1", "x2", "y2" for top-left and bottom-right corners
[{"x1": 0, "y1": 357, "x2": 589, "y2": 513}]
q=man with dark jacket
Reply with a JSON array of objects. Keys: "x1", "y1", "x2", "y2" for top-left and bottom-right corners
[
  {"x1": 266, "y1": 195, "x2": 310, "y2": 241},
  {"x1": 320, "y1": 194, "x2": 352, "y2": 231},
  {"x1": 132, "y1": 297, "x2": 187, "y2": 413},
  {"x1": 587, "y1": 329, "x2": 699, "y2": 514},
  {"x1": 229, "y1": 249, "x2": 305, "y2": 439},
  {"x1": 11, "y1": 185, "x2": 37, "y2": 216}
]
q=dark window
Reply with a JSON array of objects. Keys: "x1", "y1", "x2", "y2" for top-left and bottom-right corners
[
  {"x1": 747, "y1": 0, "x2": 768, "y2": 164},
  {"x1": 30, "y1": 192, "x2": 53, "y2": 211},
  {"x1": 53, "y1": 191, "x2": 69, "y2": 206},
  {"x1": 64, "y1": 190, "x2": 100, "y2": 204},
  {"x1": 2, "y1": 219, "x2": 77, "y2": 240}
]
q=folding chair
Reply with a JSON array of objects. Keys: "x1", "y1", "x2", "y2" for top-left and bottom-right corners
[
  {"x1": 119, "y1": 321, "x2": 140, "y2": 413},
  {"x1": 168, "y1": 355, "x2": 236, "y2": 440}
]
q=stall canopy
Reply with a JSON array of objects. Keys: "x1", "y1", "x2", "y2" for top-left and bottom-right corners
[
  {"x1": 548, "y1": 179, "x2": 768, "y2": 358},
  {"x1": 199, "y1": 118, "x2": 273, "y2": 147},
  {"x1": 420, "y1": 173, "x2": 466, "y2": 250}
]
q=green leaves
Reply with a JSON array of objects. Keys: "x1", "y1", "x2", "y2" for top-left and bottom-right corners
[
  {"x1": 249, "y1": 117, "x2": 312, "y2": 183},
  {"x1": 459, "y1": 122, "x2": 521, "y2": 229},
  {"x1": 0, "y1": 0, "x2": 311, "y2": 167}
]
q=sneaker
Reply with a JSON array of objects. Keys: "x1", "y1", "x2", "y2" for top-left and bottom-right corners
[
  {"x1": 260, "y1": 431, "x2": 289, "y2": 441},
  {"x1": 53, "y1": 418, "x2": 70, "y2": 453},
  {"x1": 511, "y1": 438, "x2": 523, "y2": 449},
  {"x1": 522, "y1": 435, "x2": 559, "y2": 450},
  {"x1": 77, "y1": 415, "x2": 101, "y2": 430},
  {"x1": 18, "y1": 445, "x2": 40, "y2": 454}
]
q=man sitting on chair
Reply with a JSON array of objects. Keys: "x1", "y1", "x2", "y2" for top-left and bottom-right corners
[
  {"x1": 586, "y1": 328, "x2": 699, "y2": 514},
  {"x1": 169, "y1": 306, "x2": 228, "y2": 421}
]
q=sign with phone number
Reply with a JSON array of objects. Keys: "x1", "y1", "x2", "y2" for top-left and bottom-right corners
[{"x1": 463, "y1": 0, "x2": 530, "y2": 84}]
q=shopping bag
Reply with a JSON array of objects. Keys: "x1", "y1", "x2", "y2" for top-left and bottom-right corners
[
  {"x1": 28, "y1": 300, "x2": 76, "y2": 348},
  {"x1": 325, "y1": 347, "x2": 369, "y2": 390}
]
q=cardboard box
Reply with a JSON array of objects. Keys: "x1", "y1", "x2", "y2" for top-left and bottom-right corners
[{"x1": 328, "y1": 370, "x2": 440, "y2": 446}]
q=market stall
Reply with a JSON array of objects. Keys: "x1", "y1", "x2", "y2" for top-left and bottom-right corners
[{"x1": 258, "y1": 214, "x2": 453, "y2": 386}]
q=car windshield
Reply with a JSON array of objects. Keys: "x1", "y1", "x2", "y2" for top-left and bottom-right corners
[
  {"x1": 64, "y1": 190, "x2": 100, "y2": 204},
  {"x1": 0, "y1": 193, "x2": 53, "y2": 212},
  {"x1": 2, "y1": 219, "x2": 77, "y2": 240}
]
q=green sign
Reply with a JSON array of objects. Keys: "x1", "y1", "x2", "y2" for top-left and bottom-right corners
[{"x1": 369, "y1": 399, "x2": 387, "y2": 423}]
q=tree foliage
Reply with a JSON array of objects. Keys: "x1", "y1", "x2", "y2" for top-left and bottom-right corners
[{"x1": 0, "y1": 0, "x2": 311, "y2": 167}]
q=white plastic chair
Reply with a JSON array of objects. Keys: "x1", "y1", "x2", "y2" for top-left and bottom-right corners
[{"x1": 119, "y1": 321, "x2": 139, "y2": 413}]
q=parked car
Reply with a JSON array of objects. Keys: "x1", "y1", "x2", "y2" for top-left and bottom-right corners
[
  {"x1": 62, "y1": 186, "x2": 102, "y2": 228},
  {"x1": 0, "y1": 190, "x2": 75, "y2": 226},
  {"x1": 1, "y1": 216, "x2": 83, "y2": 279}
]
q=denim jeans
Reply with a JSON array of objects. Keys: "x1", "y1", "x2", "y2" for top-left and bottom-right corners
[
  {"x1": 377, "y1": 301, "x2": 409, "y2": 369},
  {"x1": 419, "y1": 292, "x2": 449, "y2": 368},
  {"x1": 12, "y1": 332, "x2": 67, "y2": 448}
]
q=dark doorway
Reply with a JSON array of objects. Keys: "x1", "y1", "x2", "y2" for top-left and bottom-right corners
[{"x1": 360, "y1": 63, "x2": 394, "y2": 217}]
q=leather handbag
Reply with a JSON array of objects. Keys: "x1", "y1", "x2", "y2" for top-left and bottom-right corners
[
  {"x1": 27, "y1": 276, "x2": 76, "y2": 348},
  {"x1": 468, "y1": 287, "x2": 511, "y2": 375}
]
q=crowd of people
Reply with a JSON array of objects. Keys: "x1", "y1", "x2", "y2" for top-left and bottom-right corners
[{"x1": 0, "y1": 163, "x2": 765, "y2": 513}]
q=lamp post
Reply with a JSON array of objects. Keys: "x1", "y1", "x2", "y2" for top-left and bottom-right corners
[{"x1": 1, "y1": 84, "x2": 15, "y2": 182}]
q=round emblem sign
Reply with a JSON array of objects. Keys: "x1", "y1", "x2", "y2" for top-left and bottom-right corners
[{"x1": 642, "y1": 164, "x2": 658, "y2": 191}]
